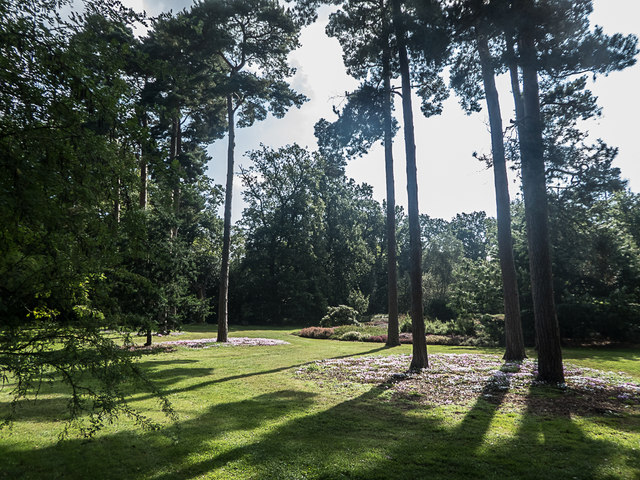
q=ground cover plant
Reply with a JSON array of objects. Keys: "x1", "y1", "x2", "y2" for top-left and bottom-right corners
[
  {"x1": 296, "y1": 354, "x2": 640, "y2": 416},
  {"x1": 1, "y1": 325, "x2": 639, "y2": 480},
  {"x1": 298, "y1": 315, "x2": 506, "y2": 347}
]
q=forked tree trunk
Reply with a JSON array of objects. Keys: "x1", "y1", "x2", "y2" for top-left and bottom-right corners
[
  {"x1": 382, "y1": 25, "x2": 400, "y2": 348},
  {"x1": 392, "y1": 0, "x2": 428, "y2": 370},
  {"x1": 476, "y1": 33, "x2": 526, "y2": 361},
  {"x1": 217, "y1": 94, "x2": 235, "y2": 343},
  {"x1": 514, "y1": 30, "x2": 564, "y2": 383}
]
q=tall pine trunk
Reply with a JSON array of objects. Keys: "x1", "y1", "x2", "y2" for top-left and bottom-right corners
[
  {"x1": 476, "y1": 33, "x2": 526, "y2": 361},
  {"x1": 217, "y1": 94, "x2": 235, "y2": 343},
  {"x1": 140, "y1": 158, "x2": 148, "y2": 211},
  {"x1": 170, "y1": 117, "x2": 181, "y2": 239},
  {"x1": 114, "y1": 177, "x2": 121, "y2": 225},
  {"x1": 392, "y1": 0, "x2": 428, "y2": 370},
  {"x1": 382, "y1": 24, "x2": 400, "y2": 348},
  {"x1": 512, "y1": 30, "x2": 564, "y2": 383},
  {"x1": 140, "y1": 113, "x2": 152, "y2": 347}
]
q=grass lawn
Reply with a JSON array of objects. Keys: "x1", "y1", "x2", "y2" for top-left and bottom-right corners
[{"x1": 1, "y1": 324, "x2": 639, "y2": 479}]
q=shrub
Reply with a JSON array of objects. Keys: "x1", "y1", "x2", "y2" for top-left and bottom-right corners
[
  {"x1": 426, "y1": 334, "x2": 464, "y2": 346},
  {"x1": 320, "y1": 305, "x2": 360, "y2": 327},
  {"x1": 363, "y1": 334, "x2": 388, "y2": 343},
  {"x1": 399, "y1": 333, "x2": 413, "y2": 344},
  {"x1": 332, "y1": 324, "x2": 385, "y2": 337},
  {"x1": 425, "y1": 298, "x2": 456, "y2": 321},
  {"x1": 339, "y1": 331, "x2": 363, "y2": 341},
  {"x1": 347, "y1": 289, "x2": 369, "y2": 315},
  {"x1": 424, "y1": 319, "x2": 455, "y2": 335},
  {"x1": 556, "y1": 302, "x2": 640, "y2": 342},
  {"x1": 474, "y1": 313, "x2": 504, "y2": 347},
  {"x1": 454, "y1": 316, "x2": 477, "y2": 336},
  {"x1": 400, "y1": 314, "x2": 413, "y2": 333},
  {"x1": 298, "y1": 327, "x2": 335, "y2": 339},
  {"x1": 363, "y1": 333, "x2": 413, "y2": 344}
]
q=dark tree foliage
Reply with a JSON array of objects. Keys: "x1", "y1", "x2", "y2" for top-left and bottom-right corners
[
  {"x1": 237, "y1": 145, "x2": 383, "y2": 324},
  {"x1": 0, "y1": 0, "x2": 180, "y2": 435}
]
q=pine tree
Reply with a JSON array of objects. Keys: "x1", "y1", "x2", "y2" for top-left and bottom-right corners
[
  {"x1": 189, "y1": 0, "x2": 306, "y2": 341},
  {"x1": 506, "y1": 0, "x2": 637, "y2": 383},
  {"x1": 448, "y1": 0, "x2": 526, "y2": 360}
]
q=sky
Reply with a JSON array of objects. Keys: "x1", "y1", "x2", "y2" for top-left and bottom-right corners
[{"x1": 121, "y1": 0, "x2": 640, "y2": 222}]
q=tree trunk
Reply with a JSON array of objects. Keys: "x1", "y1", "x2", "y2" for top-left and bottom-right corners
[
  {"x1": 140, "y1": 113, "x2": 152, "y2": 347},
  {"x1": 114, "y1": 177, "x2": 121, "y2": 225},
  {"x1": 217, "y1": 94, "x2": 235, "y2": 343},
  {"x1": 392, "y1": 0, "x2": 428, "y2": 370},
  {"x1": 170, "y1": 117, "x2": 181, "y2": 239},
  {"x1": 476, "y1": 33, "x2": 526, "y2": 361},
  {"x1": 140, "y1": 159, "x2": 148, "y2": 210},
  {"x1": 515, "y1": 29, "x2": 564, "y2": 383},
  {"x1": 382, "y1": 23, "x2": 400, "y2": 348},
  {"x1": 198, "y1": 284, "x2": 207, "y2": 323}
]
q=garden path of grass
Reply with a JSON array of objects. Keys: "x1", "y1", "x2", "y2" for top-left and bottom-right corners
[{"x1": 1, "y1": 325, "x2": 639, "y2": 479}]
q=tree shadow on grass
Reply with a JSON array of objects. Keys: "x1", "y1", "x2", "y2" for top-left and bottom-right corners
[
  {"x1": 0, "y1": 346, "x2": 390, "y2": 425},
  {"x1": 2, "y1": 358, "x2": 638, "y2": 480},
  {"x1": 123, "y1": 345, "x2": 391, "y2": 404},
  {"x1": 0, "y1": 390, "x2": 317, "y2": 480},
  {"x1": 145, "y1": 361, "x2": 636, "y2": 480}
]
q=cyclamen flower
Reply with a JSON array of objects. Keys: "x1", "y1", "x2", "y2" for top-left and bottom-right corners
[{"x1": 160, "y1": 337, "x2": 290, "y2": 348}]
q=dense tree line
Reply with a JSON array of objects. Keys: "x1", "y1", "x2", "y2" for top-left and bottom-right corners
[{"x1": 1, "y1": 0, "x2": 638, "y2": 428}]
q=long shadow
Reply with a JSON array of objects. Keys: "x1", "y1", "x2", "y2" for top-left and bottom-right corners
[
  {"x1": 0, "y1": 365, "x2": 217, "y2": 423},
  {"x1": 0, "y1": 390, "x2": 317, "y2": 479},
  {"x1": 445, "y1": 362, "x2": 516, "y2": 453},
  {"x1": 484, "y1": 384, "x2": 639, "y2": 479},
  {"x1": 123, "y1": 345, "x2": 390, "y2": 404},
  {"x1": 2, "y1": 355, "x2": 638, "y2": 479},
  {"x1": 0, "y1": 346, "x2": 390, "y2": 425}
]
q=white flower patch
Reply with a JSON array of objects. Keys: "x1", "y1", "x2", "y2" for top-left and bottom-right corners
[{"x1": 160, "y1": 337, "x2": 290, "y2": 348}]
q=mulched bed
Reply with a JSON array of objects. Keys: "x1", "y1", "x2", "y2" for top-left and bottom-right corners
[{"x1": 295, "y1": 354, "x2": 640, "y2": 416}]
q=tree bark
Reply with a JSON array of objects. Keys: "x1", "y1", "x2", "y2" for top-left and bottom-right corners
[
  {"x1": 140, "y1": 159, "x2": 148, "y2": 210},
  {"x1": 514, "y1": 29, "x2": 564, "y2": 383},
  {"x1": 140, "y1": 113, "x2": 152, "y2": 347},
  {"x1": 170, "y1": 117, "x2": 181, "y2": 239},
  {"x1": 392, "y1": 0, "x2": 428, "y2": 370},
  {"x1": 382, "y1": 16, "x2": 400, "y2": 348},
  {"x1": 217, "y1": 94, "x2": 235, "y2": 343},
  {"x1": 114, "y1": 177, "x2": 121, "y2": 225},
  {"x1": 476, "y1": 33, "x2": 526, "y2": 361}
]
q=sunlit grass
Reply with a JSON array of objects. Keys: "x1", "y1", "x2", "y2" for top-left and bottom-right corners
[{"x1": 1, "y1": 324, "x2": 638, "y2": 479}]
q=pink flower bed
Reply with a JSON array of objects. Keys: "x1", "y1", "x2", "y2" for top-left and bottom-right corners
[
  {"x1": 295, "y1": 353, "x2": 640, "y2": 415},
  {"x1": 160, "y1": 337, "x2": 290, "y2": 348}
]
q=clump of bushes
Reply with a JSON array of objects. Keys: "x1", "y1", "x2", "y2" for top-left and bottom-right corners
[
  {"x1": 363, "y1": 334, "x2": 387, "y2": 343},
  {"x1": 298, "y1": 327, "x2": 335, "y2": 339},
  {"x1": 426, "y1": 334, "x2": 466, "y2": 346},
  {"x1": 338, "y1": 331, "x2": 363, "y2": 341},
  {"x1": 299, "y1": 313, "x2": 507, "y2": 347},
  {"x1": 320, "y1": 305, "x2": 360, "y2": 327},
  {"x1": 347, "y1": 289, "x2": 369, "y2": 316}
]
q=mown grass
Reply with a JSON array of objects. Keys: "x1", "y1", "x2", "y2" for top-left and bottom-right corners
[{"x1": 1, "y1": 325, "x2": 639, "y2": 479}]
